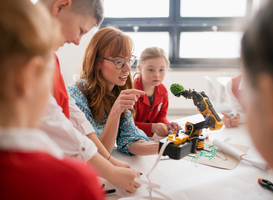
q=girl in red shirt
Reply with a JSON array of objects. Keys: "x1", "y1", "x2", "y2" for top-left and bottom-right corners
[{"x1": 134, "y1": 47, "x2": 171, "y2": 137}]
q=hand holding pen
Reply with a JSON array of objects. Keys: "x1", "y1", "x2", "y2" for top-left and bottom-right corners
[{"x1": 101, "y1": 184, "x2": 116, "y2": 195}]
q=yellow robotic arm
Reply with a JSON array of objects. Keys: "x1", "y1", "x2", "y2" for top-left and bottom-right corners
[{"x1": 159, "y1": 88, "x2": 223, "y2": 159}]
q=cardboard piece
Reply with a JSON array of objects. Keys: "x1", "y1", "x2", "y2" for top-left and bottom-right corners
[{"x1": 183, "y1": 143, "x2": 249, "y2": 170}]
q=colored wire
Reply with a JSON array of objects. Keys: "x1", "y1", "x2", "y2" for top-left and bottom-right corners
[{"x1": 187, "y1": 143, "x2": 218, "y2": 165}]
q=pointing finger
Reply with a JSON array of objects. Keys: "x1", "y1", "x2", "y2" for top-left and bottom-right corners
[
  {"x1": 122, "y1": 89, "x2": 146, "y2": 96},
  {"x1": 221, "y1": 112, "x2": 231, "y2": 118}
]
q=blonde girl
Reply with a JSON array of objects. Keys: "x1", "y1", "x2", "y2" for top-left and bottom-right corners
[{"x1": 134, "y1": 47, "x2": 170, "y2": 137}]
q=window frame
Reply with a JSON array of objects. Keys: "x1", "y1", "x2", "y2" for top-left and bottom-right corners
[{"x1": 101, "y1": 0, "x2": 253, "y2": 68}]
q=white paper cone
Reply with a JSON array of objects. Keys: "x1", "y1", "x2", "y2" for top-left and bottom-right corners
[{"x1": 213, "y1": 139, "x2": 270, "y2": 170}]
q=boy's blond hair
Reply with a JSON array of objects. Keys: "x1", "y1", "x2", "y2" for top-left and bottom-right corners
[{"x1": 40, "y1": 0, "x2": 104, "y2": 26}]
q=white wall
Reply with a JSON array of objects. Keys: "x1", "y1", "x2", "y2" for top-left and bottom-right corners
[{"x1": 56, "y1": 29, "x2": 240, "y2": 116}]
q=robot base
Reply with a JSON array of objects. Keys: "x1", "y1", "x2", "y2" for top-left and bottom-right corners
[{"x1": 159, "y1": 137, "x2": 194, "y2": 160}]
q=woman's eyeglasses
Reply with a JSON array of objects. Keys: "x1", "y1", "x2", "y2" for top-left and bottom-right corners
[{"x1": 103, "y1": 55, "x2": 137, "y2": 70}]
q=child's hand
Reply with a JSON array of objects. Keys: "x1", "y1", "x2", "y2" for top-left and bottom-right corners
[
  {"x1": 112, "y1": 89, "x2": 145, "y2": 115},
  {"x1": 109, "y1": 156, "x2": 131, "y2": 168},
  {"x1": 230, "y1": 114, "x2": 240, "y2": 127},
  {"x1": 221, "y1": 112, "x2": 232, "y2": 127},
  {"x1": 152, "y1": 123, "x2": 168, "y2": 137},
  {"x1": 167, "y1": 122, "x2": 182, "y2": 135},
  {"x1": 221, "y1": 112, "x2": 240, "y2": 127},
  {"x1": 108, "y1": 166, "x2": 141, "y2": 193}
]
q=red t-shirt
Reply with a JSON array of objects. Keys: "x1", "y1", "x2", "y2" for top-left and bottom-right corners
[
  {"x1": 53, "y1": 54, "x2": 70, "y2": 119},
  {"x1": 0, "y1": 151, "x2": 105, "y2": 200}
]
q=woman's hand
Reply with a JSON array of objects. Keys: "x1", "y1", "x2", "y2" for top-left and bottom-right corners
[
  {"x1": 111, "y1": 89, "x2": 145, "y2": 115},
  {"x1": 152, "y1": 123, "x2": 168, "y2": 137},
  {"x1": 129, "y1": 140, "x2": 159, "y2": 155}
]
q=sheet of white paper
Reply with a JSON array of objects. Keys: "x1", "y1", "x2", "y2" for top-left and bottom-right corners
[{"x1": 213, "y1": 138, "x2": 270, "y2": 170}]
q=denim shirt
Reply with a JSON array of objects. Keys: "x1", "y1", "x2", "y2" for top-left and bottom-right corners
[{"x1": 67, "y1": 79, "x2": 149, "y2": 154}]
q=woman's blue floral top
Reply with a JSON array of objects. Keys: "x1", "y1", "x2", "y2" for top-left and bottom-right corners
[{"x1": 67, "y1": 79, "x2": 149, "y2": 154}]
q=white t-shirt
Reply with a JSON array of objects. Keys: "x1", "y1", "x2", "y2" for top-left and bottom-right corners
[
  {"x1": 225, "y1": 78, "x2": 245, "y2": 123},
  {"x1": 39, "y1": 94, "x2": 97, "y2": 161},
  {"x1": 0, "y1": 127, "x2": 63, "y2": 159}
]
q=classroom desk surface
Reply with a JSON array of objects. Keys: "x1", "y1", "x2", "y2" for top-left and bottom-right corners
[{"x1": 103, "y1": 114, "x2": 273, "y2": 200}]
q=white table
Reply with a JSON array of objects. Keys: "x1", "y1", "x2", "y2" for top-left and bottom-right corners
[{"x1": 104, "y1": 115, "x2": 273, "y2": 200}]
